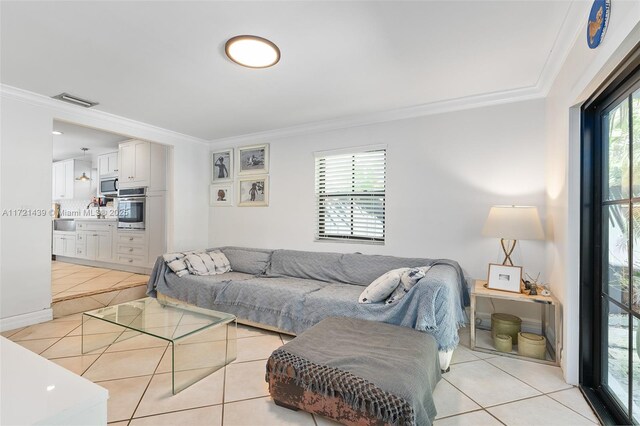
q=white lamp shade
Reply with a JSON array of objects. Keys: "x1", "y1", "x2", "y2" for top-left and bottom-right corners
[{"x1": 482, "y1": 205, "x2": 544, "y2": 240}]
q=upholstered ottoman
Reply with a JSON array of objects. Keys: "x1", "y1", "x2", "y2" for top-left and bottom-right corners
[{"x1": 265, "y1": 317, "x2": 441, "y2": 426}]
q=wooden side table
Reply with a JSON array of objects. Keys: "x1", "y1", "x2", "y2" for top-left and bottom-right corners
[{"x1": 470, "y1": 279, "x2": 562, "y2": 366}]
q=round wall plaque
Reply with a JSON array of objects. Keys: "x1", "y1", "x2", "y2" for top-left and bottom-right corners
[{"x1": 587, "y1": 0, "x2": 611, "y2": 49}]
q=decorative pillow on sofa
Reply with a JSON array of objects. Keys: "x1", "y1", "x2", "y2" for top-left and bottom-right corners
[
  {"x1": 184, "y1": 250, "x2": 232, "y2": 276},
  {"x1": 386, "y1": 266, "x2": 431, "y2": 305},
  {"x1": 163, "y1": 251, "x2": 194, "y2": 277},
  {"x1": 220, "y1": 247, "x2": 272, "y2": 275},
  {"x1": 358, "y1": 268, "x2": 408, "y2": 304}
]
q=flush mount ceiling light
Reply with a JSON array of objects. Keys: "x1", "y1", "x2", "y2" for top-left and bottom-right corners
[
  {"x1": 225, "y1": 35, "x2": 280, "y2": 68},
  {"x1": 52, "y1": 130, "x2": 63, "y2": 135}
]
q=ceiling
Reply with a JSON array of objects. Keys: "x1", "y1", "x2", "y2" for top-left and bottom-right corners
[
  {"x1": 2, "y1": 1, "x2": 574, "y2": 141},
  {"x1": 52, "y1": 121, "x2": 127, "y2": 162}
]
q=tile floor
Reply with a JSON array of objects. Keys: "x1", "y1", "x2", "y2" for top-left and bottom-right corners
[
  {"x1": 51, "y1": 261, "x2": 149, "y2": 301},
  {"x1": 1, "y1": 315, "x2": 600, "y2": 426}
]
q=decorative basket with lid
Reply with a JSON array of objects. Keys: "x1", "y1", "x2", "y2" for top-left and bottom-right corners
[{"x1": 491, "y1": 313, "x2": 522, "y2": 345}]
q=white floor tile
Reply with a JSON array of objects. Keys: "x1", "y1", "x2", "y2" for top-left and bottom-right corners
[
  {"x1": 96, "y1": 375, "x2": 152, "y2": 423},
  {"x1": 83, "y1": 347, "x2": 165, "y2": 381},
  {"x1": 488, "y1": 395, "x2": 596, "y2": 425},
  {"x1": 433, "y1": 380, "x2": 481, "y2": 419},
  {"x1": 487, "y1": 356, "x2": 571, "y2": 394},
  {"x1": 450, "y1": 345, "x2": 480, "y2": 365},
  {"x1": 130, "y1": 405, "x2": 222, "y2": 426},
  {"x1": 223, "y1": 396, "x2": 315, "y2": 426},
  {"x1": 235, "y1": 334, "x2": 283, "y2": 362},
  {"x1": 548, "y1": 387, "x2": 600, "y2": 424},
  {"x1": 134, "y1": 369, "x2": 224, "y2": 418},
  {"x1": 224, "y1": 360, "x2": 270, "y2": 402},
  {"x1": 444, "y1": 360, "x2": 540, "y2": 407},
  {"x1": 434, "y1": 410, "x2": 502, "y2": 426}
]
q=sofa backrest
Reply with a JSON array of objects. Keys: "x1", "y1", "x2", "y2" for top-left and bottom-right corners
[
  {"x1": 218, "y1": 247, "x2": 273, "y2": 275},
  {"x1": 266, "y1": 249, "x2": 433, "y2": 286}
]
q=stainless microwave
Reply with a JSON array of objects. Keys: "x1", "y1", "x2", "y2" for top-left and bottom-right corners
[{"x1": 100, "y1": 177, "x2": 118, "y2": 197}]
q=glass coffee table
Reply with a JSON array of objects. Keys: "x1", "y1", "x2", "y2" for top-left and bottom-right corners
[{"x1": 82, "y1": 297, "x2": 236, "y2": 394}]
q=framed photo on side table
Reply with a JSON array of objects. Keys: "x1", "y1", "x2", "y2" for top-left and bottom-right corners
[
  {"x1": 210, "y1": 184, "x2": 233, "y2": 206},
  {"x1": 238, "y1": 176, "x2": 269, "y2": 207},
  {"x1": 237, "y1": 144, "x2": 269, "y2": 175},
  {"x1": 211, "y1": 149, "x2": 233, "y2": 182},
  {"x1": 487, "y1": 263, "x2": 522, "y2": 293}
]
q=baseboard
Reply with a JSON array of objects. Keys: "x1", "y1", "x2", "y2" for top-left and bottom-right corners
[{"x1": 0, "y1": 308, "x2": 53, "y2": 332}]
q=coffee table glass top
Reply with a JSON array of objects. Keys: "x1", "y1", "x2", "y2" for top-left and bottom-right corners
[{"x1": 83, "y1": 297, "x2": 236, "y2": 342}]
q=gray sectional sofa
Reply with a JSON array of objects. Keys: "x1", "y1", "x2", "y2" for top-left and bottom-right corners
[{"x1": 147, "y1": 247, "x2": 469, "y2": 370}]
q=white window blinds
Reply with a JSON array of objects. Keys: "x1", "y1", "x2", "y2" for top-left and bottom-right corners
[{"x1": 315, "y1": 147, "x2": 386, "y2": 243}]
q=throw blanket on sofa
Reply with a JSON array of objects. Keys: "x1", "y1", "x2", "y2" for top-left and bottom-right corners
[{"x1": 147, "y1": 247, "x2": 469, "y2": 352}]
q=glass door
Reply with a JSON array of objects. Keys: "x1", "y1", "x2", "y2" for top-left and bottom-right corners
[{"x1": 601, "y1": 84, "x2": 640, "y2": 424}]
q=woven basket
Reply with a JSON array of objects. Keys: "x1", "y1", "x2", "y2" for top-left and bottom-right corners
[
  {"x1": 493, "y1": 334, "x2": 512, "y2": 353},
  {"x1": 517, "y1": 332, "x2": 546, "y2": 359},
  {"x1": 491, "y1": 313, "x2": 522, "y2": 345}
]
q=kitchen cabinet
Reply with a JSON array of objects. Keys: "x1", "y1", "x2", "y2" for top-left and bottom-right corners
[
  {"x1": 118, "y1": 140, "x2": 166, "y2": 190},
  {"x1": 119, "y1": 140, "x2": 150, "y2": 188},
  {"x1": 98, "y1": 152, "x2": 119, "y2": 177},
  {"x1": 52, "y1": 159, "x2": 92, "y2": 201},
  {"x1": 53, "y1": 232, "x2": 76, "y2": 257},
  {"x1": 76, "y1": 221, "x2": 115, "y2": 261}
]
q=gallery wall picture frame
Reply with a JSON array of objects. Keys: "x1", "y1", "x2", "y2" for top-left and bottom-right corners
[
  {"x1": 211, "y1": 149, "x2": 233, "y2": 182},
  {"x1": 486, "y1": 263, "x2": 522, "y2": 294},
  {"x1": 237, "y1": 144, "x2": 269, "y2": 176},
  {"x1": 238, "y1": 175, "x2": 269, "y2": 207},
  {"x1": 210, "y1": 184, "x2": 233, "y2": 207}
]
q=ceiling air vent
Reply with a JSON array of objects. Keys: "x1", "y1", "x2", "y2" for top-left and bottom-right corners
[{"x1": 52, "y1": 93, "x2": 99, "y2": 108}]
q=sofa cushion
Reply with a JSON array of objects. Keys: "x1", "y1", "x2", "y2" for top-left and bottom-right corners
[
  {"x1": 219, "y1": 247, "x2": 272, "y2": 275},
  {"x1": 358, "y1": 268, "x2": 407, "y2": 303},
  {"x1": 386, "y1": 267, "x2": 429, "y2": 305},
  {"x1": 266, "y1": 249, "x2": 434, "y2": 286}
]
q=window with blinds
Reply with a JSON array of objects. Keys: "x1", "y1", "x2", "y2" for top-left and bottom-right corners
[{"x1": 315, "y1": 147, "x2": 386, "y2": 243}]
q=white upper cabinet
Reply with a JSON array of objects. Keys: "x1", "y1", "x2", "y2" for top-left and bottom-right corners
[
  {"x1": 52, "y1": 159, "x2": 92, "y2": 201},
  {"x1": 98, "y1": 152, "x2": 118, "y2": 177},
  {"x1": 118, "y1": 140, "x2": 166, "y2": 190}
]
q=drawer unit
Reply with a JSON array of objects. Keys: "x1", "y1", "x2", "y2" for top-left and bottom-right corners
[
  {"x1": 117, "y1": 244, "x2": 146, "y2": 257},
  {"x1": 117, "y1": 232, "x2": 146, "y2": 245},
  {"x1": 116, "y1": 254, "x2": 147, "y2": 267},
  {"x1": 76, "y1": 221, "x2": 115, "y2": 232}
]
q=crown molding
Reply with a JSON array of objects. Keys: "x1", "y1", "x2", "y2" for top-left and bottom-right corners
[
  {"x1": 536, "y1": 0, "x2": 592, "y2": 96},
  {"x1": 210, "y1": 85, "x2": 543, "y2": 146},
  {"x1": 0, "y1": 84, "x2": 210, "y2": 146}
]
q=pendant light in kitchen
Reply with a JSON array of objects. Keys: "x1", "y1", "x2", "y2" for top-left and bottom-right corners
[{"x1": 76, "y1": 148, "x2": 91, "y2": 181}]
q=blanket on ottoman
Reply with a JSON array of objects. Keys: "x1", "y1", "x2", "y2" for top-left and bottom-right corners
[{"x1": 266, "y1": 317, "x2": 441, "y2": 425}]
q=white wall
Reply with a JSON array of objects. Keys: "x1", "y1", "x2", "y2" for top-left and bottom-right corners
[
  {"x1": 0, "y1": 88, "x2": 210, "y2": 330},
  {"x1": 544, "y1": 1, "x2": 640, "y2": 384},
  {"x1": 210, "y1": 99, "x2": 547, "y2": 283}
]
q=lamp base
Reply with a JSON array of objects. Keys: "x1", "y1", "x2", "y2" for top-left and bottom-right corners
[{"x1": 500, "y1": 238, "x2": 517, "y2": 266}]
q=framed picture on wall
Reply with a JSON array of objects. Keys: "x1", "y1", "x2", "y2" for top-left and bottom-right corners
[
  {"x1": 238, "y1": 176, "x2": 269, "y2": 207},
  {"x1": 210, "y1": 184, "x2": 233, "y2": 207},
  {"x1": 487, "y1": 264, "x2": 522, "y2": 293},
  {"x1": 237, "y1": 144, "x2": 269, "y2": 175},
  {"x1": 211, "y1": 149, "x2": 233, "y2": 182}
]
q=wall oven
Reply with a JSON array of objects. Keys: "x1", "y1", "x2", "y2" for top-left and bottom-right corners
[
  {"x1": 117, "y1": 187, "x2": 145, "y2": 230},
  {"x1": 100, "y1": 177, "x2": 118, "y2": 197}
]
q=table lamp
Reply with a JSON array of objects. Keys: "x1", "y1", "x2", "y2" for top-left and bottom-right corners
[{"x1": 482, "y1": 205, "x2": 544, "y2": 266}]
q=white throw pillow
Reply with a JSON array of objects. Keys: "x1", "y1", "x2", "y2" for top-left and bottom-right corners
[
  {"x1": 359, "y1": 268, "x2": 408, "y2": 304},
  {"x1": 386, "y1": 266, "x2": 431, "y2": 305}
]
